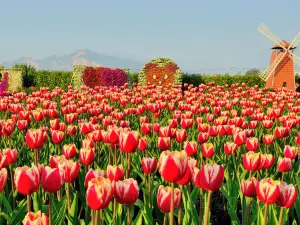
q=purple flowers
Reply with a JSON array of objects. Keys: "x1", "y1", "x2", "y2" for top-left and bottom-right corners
[{"x1": 0, "y1": 72, "x2": 8, "y2": 96}]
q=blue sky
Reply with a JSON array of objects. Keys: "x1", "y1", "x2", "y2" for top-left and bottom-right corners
[{"x1": 1, "y1": 0, "x2": 300, "y2": 73}]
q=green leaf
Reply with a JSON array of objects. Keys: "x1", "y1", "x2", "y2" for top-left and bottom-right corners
[
  {"x1": 133, "y1": 210, "x2": 143, "y2": 225},
  {"x1": 68, "y1": 191, "x2": 79, "y2": 225}
]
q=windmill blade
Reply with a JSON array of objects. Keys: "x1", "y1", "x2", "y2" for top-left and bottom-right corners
[
  {"x1": 288, "y1": 32, "x2": 300, "y2": 50},
  {"x1": 258, "y1": 23, "x2": 287, "y2": 50},
  {"x1": 260, "y1": 51, "x2": 287, "y2": 81}
]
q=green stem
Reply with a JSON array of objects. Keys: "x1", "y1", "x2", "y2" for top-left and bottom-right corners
[
  {"x1": 263, "y1": 204, "x2": 268, "y2": 225},
  {"x1": 278, "y1": 207, "x2": 284, "y2": 225},
  {"x1": 49, "y1": 194, "x2": 52, "y2": 225},
  {"x1": 170, "y1": 182, "x2": 175, "y2": 225},
  {"x1": 199, "y1": 189, "x2": 203, "y2": 225},
  {"x1": 27, "y1": 194, "x2": 31, "y2": 213},
  {"x1": 163, "y1": 213, "x2": 168, "y2": 225},
  {"x1": 148, "y1": 174, "x2": 151, "y2": 208},
  {"x1": 246, "y1": 197, "x2": 251, "y2": 225},
  {"x1": 127, "y1": 205, "x2": 131, "y2": 225},
  {"x1": 178, "y1": 185, "x2": 183, "y2": 225},
  {"x1": 203, "y1": 191, "x2": 212, "y2": 225},
  {"x1": 9, "y1": 164, "x2": 15, "y2": 209},
  {"x1": 67, "y1": 182, "x2": 71, "y2": 212}
]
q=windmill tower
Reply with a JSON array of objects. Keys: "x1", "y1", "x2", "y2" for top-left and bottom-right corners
[{"x1": 258, "y1": 23, "x2": 300, "y2": 91}]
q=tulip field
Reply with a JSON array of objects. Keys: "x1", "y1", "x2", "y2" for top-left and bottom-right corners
[{"x1": 0, "y1": 83, "x2": 299, "y2": 225}]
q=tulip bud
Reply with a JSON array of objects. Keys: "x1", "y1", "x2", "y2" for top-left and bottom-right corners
[
  {"x1": 277, "y1": 157, "x2": 292, "y2": 172},
  {"x1": 17, "y1": 120, "x2": 28, "y2": 131},
  {"x1": 245, "y1": 137, "x2": 259, "y2": 151},
  {"x1": 158, "y1": 150, "x2": 187, "y2": 183},
  {"x1": 241, "y1": 177, "x2": 258, "y2": 197},
  {"x1": 141, "y1": 123, "x2": 152, "y2": 135},
  {"x1": 58, "y1": 159, "x2": 80, "y2": 183},
  {"x1": 175, "y1": 129, "x2": 187, "y2": 143},
  {"x1": 26, "y1": 129, "x2": 47, "y2": 149},
  {"x1": 107, "y1": 165, "x2": 124, "y2": 182},
  {"x1": 176, "y1": 157, "x2": 197, "y2": 185},
  {"x1": 184, "y1": 141, "x2": 198, "y2": 156},
  {"x1": 193, "y1": 164, "x2": 224, "y2": 191},
  {"x1": 79, "y1": 148, "x2": 95, "y2": 166},
  {"x1": 263, "y1": 153, "x2": 274, "y2": 169},
  {"x1": 138, "y1": 137, "x2": 148, "y2": 151},
  {"x1": 119, "y1": 131, "x2": 139, "y2": 153},
  {"x1": 85, "y1": 169, "x2": 105, "y2": 188},
  {"x1": 67, "y1": 125, "x2": 77, "y2": 136},
  {"x1": 141, "y1": 157, "x2": 157, "y2": 174},
  {"x1": 86, "y1": 176, "x2": 113, "y2": 210},
  {"x1": 153, "y1": 123, "x2": 160, "y2": 133},
  {"x1": 157, "y1": 185, "x2": 181, "y2": 213},
  {"x1": 283, "y1": 146, "x2": 298, "y2": 159},
  {"x1": 82, "y1": 139, "x2": 95, "y2": 149},
  {"x1": 0, "y1": 168, "x2": 8, "y2": 192},
  {"x1": 14, "y1": 165, "x2": 40, "y2": 195},
  {"x1": 114, "y1": 179, "x2": 139, "y2": 205},
  {"x1": 41, "y1": 166, "x2": 65, "y2": 193},
  {"x1": 2, "y1": 148, "x2": 17, "y2": 164},
  {"x1": 295, "y1": 134, "x2": 300, "y2": 145},
  {"x1": 51, "y1": 130, "x2": 65, "y2": 144},
  {"x1": 22, "y1": 211, "x2": 49, "y2": 225},
  {"x1": 243, "y1": 152, "x2": 261, "y2": 171},
  {"x1": 157, "y1": 137, "x2": 171, "y2": 151},
  {"x1": 224, "y1": 142, "x2": 238, "y2": 155},
  {"x1": 233, "y1": 131, "x2": 246, "y2": 146},
  {"x1": 202, "y1": 143, "x2": 214, "y2": 158},
  {"x1": 256, "y1": 178, "x2": 281, "y2": 204},
  {"x1": 62, "y1": 144, "x2": 77, "y2": 159},
  {"x1": 197, "y1": 132, "x2": 209, "y2": 144},
  {"x1": 276, "y1": 181, "x2": 298, "y2": 208},
  {"x1": 262, "y1": 134, "x2": 274, "y2": 145}
]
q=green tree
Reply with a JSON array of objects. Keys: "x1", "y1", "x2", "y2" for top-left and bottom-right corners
[{"x1": 245, "y1": 68, "x2": 260, "y2": 75}]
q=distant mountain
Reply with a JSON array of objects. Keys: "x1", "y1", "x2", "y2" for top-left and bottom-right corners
[{"x1": 1, "y1": 50, "x2": 144, "y2": 71}]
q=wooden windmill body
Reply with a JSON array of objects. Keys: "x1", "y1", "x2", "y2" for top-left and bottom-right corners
[{"x1": 258, "y1": 23, "x2": 300, "y2": 91}]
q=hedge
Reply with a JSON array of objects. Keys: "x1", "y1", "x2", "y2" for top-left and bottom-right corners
[
  {"x1": 34, "y1": 70, "x2": 72, "y2": 90},
  {"x1": 129, "y1": 73, "x2": 265, "y2": 88}
]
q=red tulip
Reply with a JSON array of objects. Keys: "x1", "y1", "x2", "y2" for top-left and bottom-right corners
[
  {"x1": 141, "y1": 123, "x2": 152, "y2": 135},
  {"x1": 62, "y1": 144, "x2": 77, "y2": 159},
  {"x1": 58, "y1": 159, "x2": 80, "y2": 183},
  {"x1": 49, "y1": 119, "x2": 60, "y2": 130},
  {"x1": 243, "y1": 152, "x2": 261, "y2": 171},
  {"x1": 202, "y1": 143, "x2": 214, "y2": 158},
  {"x1": 79, "y1": 122, "x2": 92, "y2": 135},
  {"x1": 263, "y1": 153, "x2": 274, "y2": 169},
  {"x1": 32, "y1": 110, "x2": 44, "y2": 122},
  {"x1": 193, "y1": 164, "x2": 224, "y2": 191},
  {"x1": 153, "y1": 123, "x2": 160, "y2": 133},
  {"x1": 277, "y1": 157, "x2": 291, "y2": 172},
  {"x1": 0, "y1": 153, "x2": 7, "y2": 169},
  {"x1": 262, "y1": 134, "x2": 274, "y2": 145},
  {"x1": 181, "y1": 119, "x2": 193, "y2": 129},
  {"x1": 49, "y1": 155, "x2": 66, "y2": 168},
  {"x1": 0, "y1": 168, "x2": 8, "y2": 192},
  {"x1": 86, "y1": 176, "x2": 113, "y2": 210},
  {"x1": 79, "y1": 148, "x2": 95, "y2": 166},
  {"x1": 175, "y1": 129, "x2": 187, "y2": 143},
  {"x1": 17, "y1": 120, "x2": 28, "y2": 131},
  {"x1": 85, "y1": 169, "x2": 105, "y2": 188},
  {"x1": 157, "y1": 137, "x2": 171, "y2": 151},
  {"x1": 2, "y1": 148, "x2": 17, "y2": 164},
  {"x1": 256, "y1": 178, "x2": 281, "y2": 204},
  {"x1": 295, "y1": 134, "x2": 300, "y2": 145},
  {"x1": 157, "y1": 185, "x2": 181, "y2": 213},
  {"x1": 245, "y1": 137, "x2": 259, "y2": 151},
  {"x1": 2, "y1": 119, "x2": 15, "y2": 136},
  {"x1": 51, "y1": 130, "x2": 65, "y2": 144},
  {"x1": 67, "y1": 125, "x2": 77, "y2": 136},
  {"x1": 107, "y1": 165, "x2": 124, "y2": 182},
  {"x1": 138, "y1": 137, "x2": 148, "y2": 151},
  {"x1": 241, "y1": 177, "x2": 258, "y2": 197},
  {"x1": 119, "y1": 131, "x2": 139, "y2": 153},
  {"x1": 14, "y1": 165, "x2": 40, "y2": 195},
  {"x1": 82, "y1": 139, "x2": 95, "y2": 149},
  {"x1": 233, "y1": 131, "x2": 246, "y2": 146},
  {"x1": 22, "y1": 211, "x2": 49, "y2": 225},
  {"x1": 283, "y1": 146, "x2": 298, "y2": 159},
  {"x1": 114, "y1": 179, "x2": 139, "y2": 205},
  {"x1": 159, "y1": 126, "x2": 171, "y2": 138},
  {"x1": 25, "y1": 129, "x2": 47, "y2": 149},
  {"x1": 276, "y1": 181, "x2": 298, "y2": 208},
  {"x1": 141, "y1": 157, "x2": 157, "y2": 174},
  {"x1": 158, "y1": 150, "x2": 187, "y2": 183},
  {"x1": 176, "y1": 157, "x2": 197, "y2": 185},
  {"x1": 184, "y1": 141, "x2": 198, "y2": 156},
  {"x1": 224, "y1": 142, "x2": 238, "y2": 155},
  {"x1": 41, "y1": 166, "x2": 65, "y2": 193},
  {"x1": 197, "y1": 132, "x2": 209, "y2": 144}
]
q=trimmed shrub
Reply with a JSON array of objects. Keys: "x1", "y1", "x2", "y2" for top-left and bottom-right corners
[{"x1": 34, "y1": 71, "x2": 72, "y2": 90}]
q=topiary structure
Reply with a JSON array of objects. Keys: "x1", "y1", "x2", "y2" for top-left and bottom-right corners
[{"x1": 139, "y1": 58, "x2": 182, "y2": 87}]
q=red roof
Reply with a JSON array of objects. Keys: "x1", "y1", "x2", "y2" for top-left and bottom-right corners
[{"x1": 271, "y1": 40, "x2": 296, "y2": 50}]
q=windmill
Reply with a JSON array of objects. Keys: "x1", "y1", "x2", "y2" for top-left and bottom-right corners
[{"x1": 258, "y1": 23, "x2": 300, "y2": 91}]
